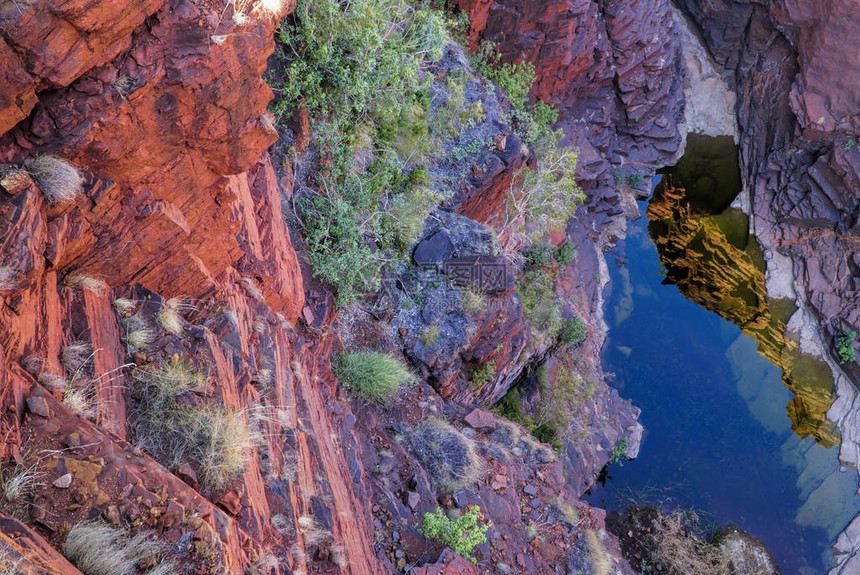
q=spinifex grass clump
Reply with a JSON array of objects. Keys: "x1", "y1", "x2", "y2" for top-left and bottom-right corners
[
  {"x1": 131, "y1": 360, "x2": 254, "y2": 491},
  {"x1": 332, "y1": 351, "x2": 413, "y2": 403},
  {"x1": 64, "y1": 520, "x2": 175, "y2": 575},
  {"x1": 25, "y1": 155, "x2": 84, "y2": 204},
  {"x1": 408, "y1": 418, "x2": 481, "y2": 492}
]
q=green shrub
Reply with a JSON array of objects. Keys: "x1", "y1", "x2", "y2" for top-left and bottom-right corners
[
  {"x1": 626, "y1": 173, "x2": 643, "y2": 188},
  {"x1": 505, "y1": 132, "x2": 584, "y2": 242},
  {"x1": 332, "y1": 351, "x2": 413, "y2": 403},
  {"x1": 470, "y1": 360, "x2": 496, "y2": 390},
  {"x1": 385, "y1": 179, "x2": 445, "y2": 255},
  {"x1": 409, "y1": 418, "x2": 481, "y2": 492},
  {"x1": 554, "y1": 243, "x2": 575, "y2": 265},
  {"x1": 611, "y1": 437, "x2": 629, "y2": 465},
  {"x1": 558, "y1": 317, "x2": 587, "y2": 347},
  {"x1": 131, "y1": 360, "x2": 254, "y2": 491},
  {"x1": 300, "y1": 150, "x2": 404, "y2": 306},
  {"x1": 473, "y1": 43, "x2": 534, "y2": 111},
  {"x1": 270, "y1": 0, "x2": 447, "y2": 119},
  {"x1": 536, "y1": 365, "x2": 597, "y2": 439},
  {"x1": 420, "y1": 506, "x2": 488, "y2": 564},
  {"x1": 526, "y1": 243, "x2": 553, "y2": 267},
  {"x1": 470, "y1": 42, "x2": 557, "y2": 147},
  {"x1": 270, "y1": 1, "x2": 450, "y2": 307},
  {"x1": 518, "y1": 269, "x2": 562, "y2": 344},
  {"x1": 493, "y1": 387, "x2": 534, "y2": 430},
  {"x1": 837, "y1": 330, "x2": 856, "y2": 364}
]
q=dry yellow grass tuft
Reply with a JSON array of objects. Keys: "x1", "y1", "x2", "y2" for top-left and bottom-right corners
[
  {"x1": 64, "y1": 273, "x2": 107, "y2": 295},
  {"x1": 25, "y1": 155, "x2": 85, "y2": 204},
  {"x1": 63, "y1": 520, "x2": 174, "y2": 575}
]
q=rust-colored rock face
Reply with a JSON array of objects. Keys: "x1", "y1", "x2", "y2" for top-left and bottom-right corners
[
  {"x1": 17, "y1": 0, "x2": 851, "y2": 570},
  {"x1": 0, "y1": 0, "x2": 330, "y2": 571},
  {"x1": 0, "y1": 0, "x2": 298, "y2": 307}
]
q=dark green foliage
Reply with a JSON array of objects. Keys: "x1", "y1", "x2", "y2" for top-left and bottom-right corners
[
  {"x1": 332, "y1": 351, "x2": 413, "y2": 403},
  {"x1": 837, "y1": 330, "x2": 856, "y2": 364},
  {"x1": 627, "y1": 173, "x2": 643, "y2": 188},
  {"x1": 526, "y1": 243, "x2": 553, "y2": 267},
  {"x1": 558, "y1": 317, "x2": 587, "y2": 347},
  {"x1": 493, "y1": 387, "x2": 561, "y2": 451},
  {"x1": 554, "y1": 243, "x2": 575, "y2": 265},
  {"x1": 611, "y1": 437, "x2": 629, "y2": 465},
  {"x1": 531, "y1": 423, "x2": 558, "y2": 446},
  {"x1": 494, "y1": 387, "x2": 534, "y2": 430}
]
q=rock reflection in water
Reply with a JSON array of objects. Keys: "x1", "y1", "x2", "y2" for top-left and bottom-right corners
[{"x1": 648, "y1": 135, "x2": 838, "y2": 447}]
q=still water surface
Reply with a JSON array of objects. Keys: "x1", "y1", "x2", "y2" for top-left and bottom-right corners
[{"x1": 586, "y1": 188, "x2": 860, "y2": 574}]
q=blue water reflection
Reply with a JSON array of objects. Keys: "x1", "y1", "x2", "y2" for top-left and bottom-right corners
[{"x1": 585, "y1": 196, "x2": 860, "y2": 574}]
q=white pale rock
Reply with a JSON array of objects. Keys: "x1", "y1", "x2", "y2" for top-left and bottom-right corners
[{"x1": 52, "y1": 473, "x2": 72, "y2": 489}]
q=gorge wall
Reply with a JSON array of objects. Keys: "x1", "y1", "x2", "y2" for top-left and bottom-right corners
[
  {"x1": 669, "y1": 1, "x2": 860, "y2": 572},
  {"x1": 2, "y1": 0, "x2": 858, "y2": 573},
  {"x1": 0, "y1": 0, "x2": 670, "y2": 572}
]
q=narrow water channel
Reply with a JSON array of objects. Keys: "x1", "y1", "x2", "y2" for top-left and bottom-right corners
[{"x1": 585, "y1": 136, "x2": 860, "y2": 574}]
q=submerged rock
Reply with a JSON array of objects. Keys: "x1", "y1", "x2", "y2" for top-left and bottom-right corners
[{"x1": 718, "y1": 526, "x2": 781, "y2": 575}]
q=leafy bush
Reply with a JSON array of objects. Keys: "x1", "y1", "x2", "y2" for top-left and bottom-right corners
[
  {"x1": 554, "y1": 243, "x2": 576, "y2": 265},
  {"x1": 611, "y1": 437, "x2": 630, "y2": 465},
  {"x1": 837, "y1": 330, "x2": 856, "y2": 364},
  {"x1": 409, "y1": 418, "x2": 481, "y2": 492},
  {"x1": 420, "y1": 506, "x2": 488, "y2": 564},
  {"x1": 131, "y1": 360, "x2": 254, "y2": 491},
  {"x1": 503, "y1": 132, "x2": 584, "y2": 242},
  {"x1": 24, "y1": 155, "x2": 84, "y2": 204},
  {"x1": 558, "y1": 316, "x2": 587, "y2": 347},
  {"x1": 332, "y1": 351, "x2": 413, "y2": 403},
  {"x1": 270, "y1": 0, "x2": 447, "y2": 119},
  {"x1": 64, "y1": 521, "x2": 174, "y2": 575},
  {"x1": 470, "y1": 360, "x2": 496, "y2": 390},
  {"x1": 518, "y1": 269, "x2": 562, "y2": 344},
  {"x1": 270, "y1": 1, "x2": 450, "y2": 307},
  {"x1": 471, "y1": 42, "x2": 557, "y2": 147},
  {"x1": 526, "y1": 243, "x2": 553, "y2": 267},
  {"x1": 472, "y1": 43, "x2": 534, "y2": 110}
]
